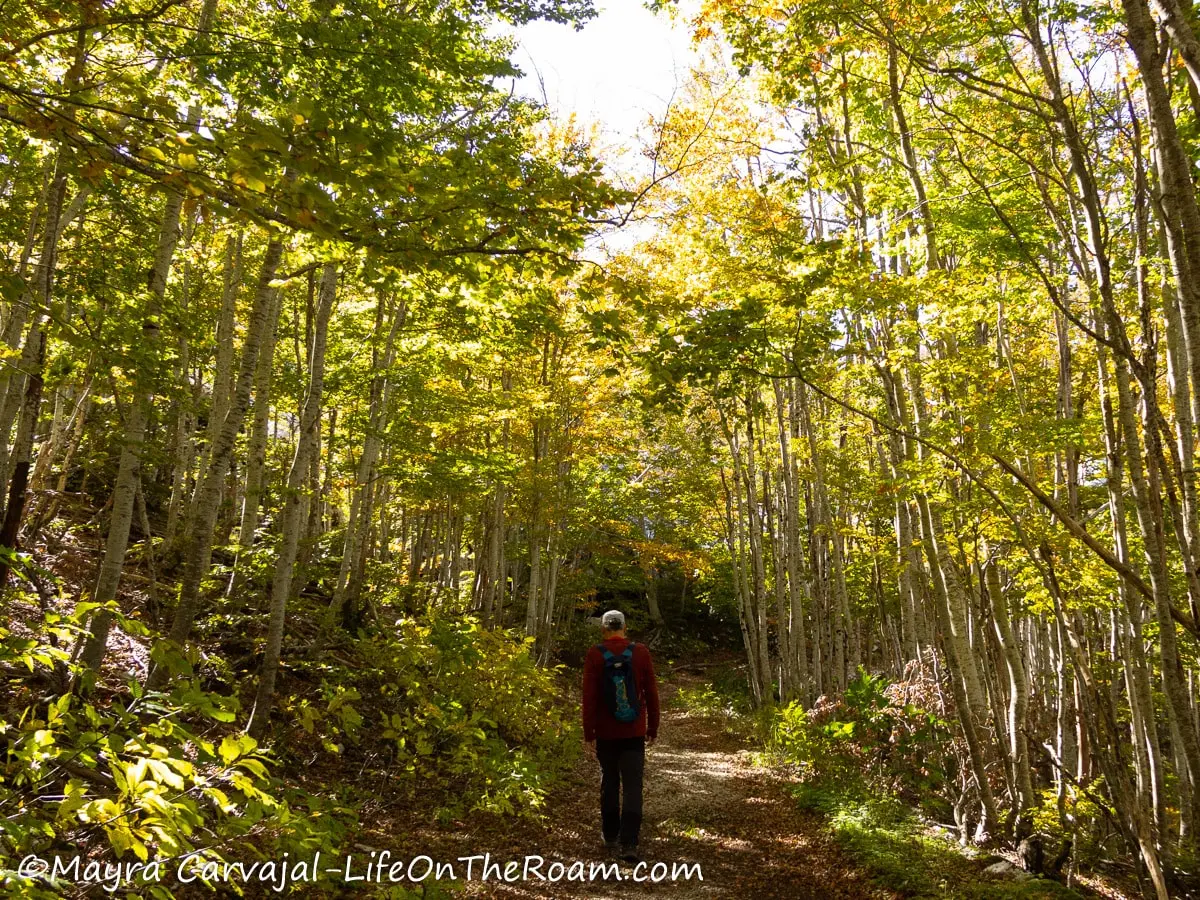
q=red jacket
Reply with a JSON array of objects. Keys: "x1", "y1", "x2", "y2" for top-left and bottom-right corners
[{"x1": 583, "y1": 637, "x2": 660, "y2": 741}]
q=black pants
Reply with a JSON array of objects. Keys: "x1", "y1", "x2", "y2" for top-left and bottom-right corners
[{"x1": 596, "y1": 736, "x2": 645, "y2": 848}]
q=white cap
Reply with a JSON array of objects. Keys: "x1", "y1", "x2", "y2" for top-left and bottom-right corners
[{"x1": 601, "y1": 609, "x2": 625, "y2": 631}]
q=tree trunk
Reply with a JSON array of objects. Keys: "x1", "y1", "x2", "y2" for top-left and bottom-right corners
[{"x1": 247, "y1": 263, "x2": 337, "y2": 737}]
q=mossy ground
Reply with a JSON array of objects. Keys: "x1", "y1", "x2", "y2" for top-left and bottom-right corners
[{"x1": 792, "y1": 783, "x2": 1084, "y2": 899}]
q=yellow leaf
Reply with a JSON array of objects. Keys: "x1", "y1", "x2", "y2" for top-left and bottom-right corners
[{"x1": 232, "y1": 172, "x2": 268, "y2": 193}]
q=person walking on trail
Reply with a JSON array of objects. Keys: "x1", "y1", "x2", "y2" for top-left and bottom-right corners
[{"x1": 582, "y1": 609, "x2": 660, "y2": 864}]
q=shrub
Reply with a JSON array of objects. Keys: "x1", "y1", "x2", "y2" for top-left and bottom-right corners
[
  {"x1": 281, "y1": 615, "x2": 580, "y2": 819},
  {"x1": 770, "y1": 666, "x2": 955, "y2": 802},
  {"x1": 1, "y1": 600, "x2": 351, "y2": 899}
]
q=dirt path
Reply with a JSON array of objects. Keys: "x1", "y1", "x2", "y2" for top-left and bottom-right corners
[{"x1": 369, "y1": 670, "x2": 897, "y2": 899}]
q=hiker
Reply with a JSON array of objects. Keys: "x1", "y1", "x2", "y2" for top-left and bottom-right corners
[{"x1": 582, "y1": 609, "x2": 660, "y2": 863}]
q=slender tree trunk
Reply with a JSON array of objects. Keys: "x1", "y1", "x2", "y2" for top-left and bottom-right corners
[
  {"x1": 328, "y1": 296, "x2": 403, "y2": 626},
  {"x1": 248, "y1": 263, "x2": 337, "y2": 737},
  {"x1": 235, "y1": 286, "x2": 282, "y2": 556},
  {"x1": 985, "y1": 555, "x2": 1035, "y2": 835},
  {"x1": 0, "y1": 333, "x2": 44, "y2": 586}
]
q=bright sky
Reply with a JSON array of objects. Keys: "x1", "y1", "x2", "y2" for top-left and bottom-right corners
[
  {"x1": 507, "y1": 0, "x2": 695, "y2": 144},
  {"x1": 502, "y1": 1, "x2": 698, "y2": 255}
]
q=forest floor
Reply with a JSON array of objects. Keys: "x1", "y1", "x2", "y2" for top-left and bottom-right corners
[{"x1": 366, "y1": 666, "x2": 899, "y2": 899}]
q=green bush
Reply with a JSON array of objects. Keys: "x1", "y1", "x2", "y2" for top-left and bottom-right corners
[
  {"x1": 281, "y1": 615, "x2": 579, "y2": 819},
  {"x1": 771, "y1": 666, "x2": 954, "y2": 801},
  {"x1": 773, "y1": 669, "x2": 1081, "y2": 899},
  {"x1": 1, "y1": 600, "x2": 351, "y2": 899},
  {"x1": 669, "y1": 682, "x2": 726, "y2": 715},
  {"x1": 3, "y1": 590, "x2": 581, "y2": 897}
]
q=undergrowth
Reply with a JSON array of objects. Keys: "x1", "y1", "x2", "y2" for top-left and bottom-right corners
[
  {"x1": 274, "y1": 614, "x2": 580, "y2": 821},
  {"x1": 761, "y1": 667, "x2": 1089, "y2": 899},
  {"x1": 792, "y1": 783, "x2": 1081, "y2": 899},
  {"x1": 1, "y1": 587, "x2": 577, "y2": 898}
]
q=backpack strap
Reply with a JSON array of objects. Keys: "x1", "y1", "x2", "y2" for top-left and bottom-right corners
[{"x1": 597, "y1": 641, "x2": 634, "y2": 663}]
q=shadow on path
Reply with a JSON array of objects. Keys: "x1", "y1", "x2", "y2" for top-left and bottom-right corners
[{"x1": 369, "y1": 669, "x2": 897, "y2": 900}]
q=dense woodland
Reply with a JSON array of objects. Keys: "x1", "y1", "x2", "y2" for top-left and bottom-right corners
[{"x1": 8, "y1": 0, "x2": 1200, "y2": 897}]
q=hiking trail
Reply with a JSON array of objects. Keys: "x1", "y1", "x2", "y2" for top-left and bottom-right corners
[{"x1": 368, "y1": 667, "x2": 896, "y2": 899}]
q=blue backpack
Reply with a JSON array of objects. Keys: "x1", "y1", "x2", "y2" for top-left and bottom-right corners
[{"x1": 597, "y1": 642, "x2": 639, "y2": 723}]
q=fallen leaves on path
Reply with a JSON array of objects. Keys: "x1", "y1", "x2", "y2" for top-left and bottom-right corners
[{"x1": 367, "y1": 671, "x2": 898, "y2": 899}]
